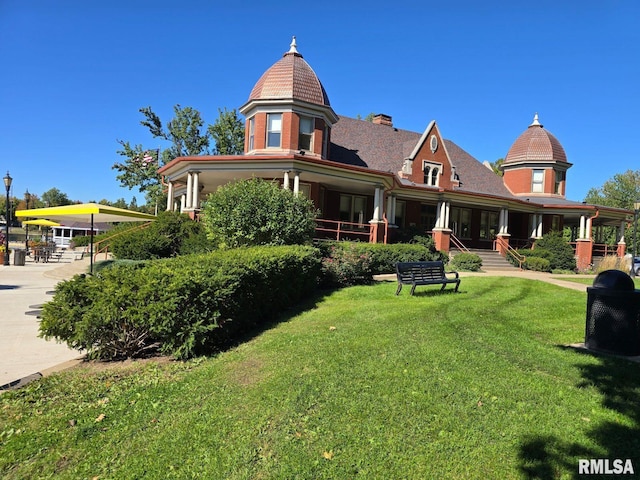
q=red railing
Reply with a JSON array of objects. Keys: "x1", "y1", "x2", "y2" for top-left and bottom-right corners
[{"x1": 315, "y1": 218, "x2": 388, "y2": 244}]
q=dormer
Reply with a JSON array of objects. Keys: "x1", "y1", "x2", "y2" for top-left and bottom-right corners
[{"x1": 239, "y1": 37, "x2": 338, "y2": 159}]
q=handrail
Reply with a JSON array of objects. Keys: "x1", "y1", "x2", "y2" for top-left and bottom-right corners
[
  {"x1": 450, "y1": 233, "x2": 470, "y2": 253},
  {"x1": 92, "y1": 222, "x2": 153, "y2": 261},
  {"x1": 315, "y1": 218, "x2": 371, "y2": 242},
  {"x1": 495, "y1": 236, "x2": 526, "y2": 270}
]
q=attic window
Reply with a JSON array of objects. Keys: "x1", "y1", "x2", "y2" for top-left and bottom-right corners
[
  {"x1": 267, "y1": 113, "x2": 282, "y2": 148},
  {"x1": 298, "y1": 116, "x2": 313, "y2": 151},
  {"x1": 423, "y1": 161, "x2": 442, "y2": 187},
  {"x1": 532, "y1": 169, "x2": 544, "y2": 193}
]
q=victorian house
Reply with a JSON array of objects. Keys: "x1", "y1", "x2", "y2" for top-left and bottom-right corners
[{"x1": 158, "y1": 38, "x2": 631, "y2": 270}]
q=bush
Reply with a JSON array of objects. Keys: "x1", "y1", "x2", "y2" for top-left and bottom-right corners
[
  {"x1": 110, "y1": 211, "x2": 210, "y2": 260},
  {"x1": 451, "y1": 252, "x2": 483, "y2": 271},
  {"x1": 40, "y1": 245, "x2": 321, "y2": 359},
  {"x1": 201, "y1": 178, "x2": 318, "y2": 248},
  {"x1": 533, "y1": 231, "x2": 576, "y2": 271},
  {"x1": 319, "y1": 244, "x2": 374, "y2": 288},
  {"x1": 524, "y1": 257, "x2": 552, "y2": 272}
]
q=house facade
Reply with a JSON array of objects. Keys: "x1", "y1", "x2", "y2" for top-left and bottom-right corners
[{"x1": 158, "y1": 38, "x2": 631, "y2": 270}]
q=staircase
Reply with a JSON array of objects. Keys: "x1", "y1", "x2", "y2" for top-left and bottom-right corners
[{"x1": 453, "y1": 248, "x2": 517, "y2": 271}]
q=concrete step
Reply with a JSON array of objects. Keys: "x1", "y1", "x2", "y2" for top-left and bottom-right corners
[{"x1": 453, "y1": 248, "x2": 517, "y2": 271}]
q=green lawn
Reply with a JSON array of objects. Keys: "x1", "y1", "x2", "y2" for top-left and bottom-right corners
[{"x1": 2, "y1": 277, "x2": 639, "y2": 479}]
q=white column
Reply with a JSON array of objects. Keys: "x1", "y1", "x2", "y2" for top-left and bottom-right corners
[
  {"x1": 619, "y1": 221, "x2": 626, "y2": 243},
  {"x1": 192, "y1": 171, "x2": 200, "y2": 210},
  {"x1": 372, "y1": 186, "x2": 382, "y2": 222},
  {"x1": 283, "y1": 171, "x2": 290, "y2": 190},
  {"x1": 387, "y1": 195, "x2": 396, "y2": 224},
  {"x1": 499, "y1": 208, "x2": 509, "y2": 234},
  {"x1": 180, "y1": 194, "x2": 186, "y2": 213},
  {"x1": 186, "y1": 172, "x2": 193, "y2": 209},
  {"x1": 586, "y1": 216, "x2": 593, "y2": 240},
  {"x1": 293, "y1": 171, "x2": 300, "y2": 196},
  {"x1": 166, "y1": 181, "x2": 174, "y2": 211},
  {"x1": 579, "y1": 215, "x2": 586, "y2": 239},
  {"x1": 444, "y1": 201, "x2": 450, "y2": 229},
  {"x1": 536, "y1": 214, "x2": 543, "y2": 238}
]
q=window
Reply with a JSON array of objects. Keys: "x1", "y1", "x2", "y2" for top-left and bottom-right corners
[
  {"x1": 339, "y1": 194, "x2": 367, "y2": 226},
  {"x1": 395, "y1": 200, "x2": 406, "y2": 228},
  {"x1": 451, "y1": 207, "x2": 472, "y2": 239},
  {"x1": 554, "y1": 170, "x2": 565, "y2": 194},
  {"x1": 422, "y1": 161, "x2": 441, "y2": 186},
  {"x1": 322, "y1": 125, "x2": 329, "y2": 158},
  {"x1": 248, "y1": 116, "x2": 255, "y2": 151},
  {"x1": 267, "y1": 113, "x2": 282, "y2": 148},
  {"x1": 420, "y1": 204, "x2": 437, "y2": 231},
  {"x1": 298, "y1": 183, "x2": 311, "y2": 199},
  {"x1": 480, "y1": 210, "x2": 499, "y2": 240},
  {"x1": 298, "y1": 116, "x2": 313, "y2": 151},
  {"x1": 532, "y1": 169, "x2": 544, "y2": 193}
]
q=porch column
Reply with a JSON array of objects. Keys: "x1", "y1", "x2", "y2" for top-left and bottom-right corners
[
  {"x1": 186, "y1": 172, "x2": 193, "y2": 210},
  {"x1": 293, "y1": 171, "x2": 300, "y2": 196},
  {"x1": 435, "y1": 200, "x2": 450, "y2": 229},
  {"x1": 530, "y1": 213, "x2": 542, "y2": 239},
  {"x1": 579, "y1": 214, "x2": 587, "y2": 240},
  {"x1": 576, "y1": 214, "x2": 593, "y2": 271},
  {"x1": 433, "y1": 200, "x2": 451, "y2": 253},
  {"x1": 283, "y1": 171, "x2": 290, "y2": 190},
  {"x1": 387, "y1": 194, "x2": 397, "y2": 224},
  {"x1": 372, "y1": 185, "x2": 383, "y2": 222},
  {"x1": 617, "y1": 221, "x2": 626, "y2": 257},
  {"x1": 166, "y1": 181, "x2": 174, "y2": 211},
  {"x1": 496, "y1": 208, "x2": 511, "y2": 256},
  {"x1": 180, "y1": 194, "x2": 186, "y2": 213},
  {"x1": 192, "y1": 171, "x2": 200, "y2": 210}
]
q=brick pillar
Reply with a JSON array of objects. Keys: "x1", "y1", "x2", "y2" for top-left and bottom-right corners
[
  {"x1": 432, "y1": 229, "x2": 451, "y2": 253},
  {"x1": 496, "y1": 234, "x2": 511, "y2": 256},
  {"x1": 575, "y1": 239, "x2": 593, "y2": 271}
]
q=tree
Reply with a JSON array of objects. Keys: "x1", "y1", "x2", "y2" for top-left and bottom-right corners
[
  {"x1": 207, "y1": 108, "x2": 245, "y2": 155},
  {"x1": 584, "y1": 169, "x2": 640, "y2": 252},
  {"x1": 488, "y1": 158, "x2": 504, "y2": 176},
  {"x1": 41, "y1": 188, "x2": 72, "y2": 207},
  {"x1": 114, "y1": 105, "x2": 245, "y2": 209},
  {"x1": 201, "y1": 178, "x2": 318, "y2": 248}
]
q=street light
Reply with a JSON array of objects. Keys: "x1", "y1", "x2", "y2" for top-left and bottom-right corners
[
  {"x1": 24, "y1": 189, "x2": 30, "y2": 254},
  {"x1": 3, "y1": 171, "x2": 12, "y2": 266},
  {"x1": 632, "y1": 200, "x2": 640, "y2": 277}
]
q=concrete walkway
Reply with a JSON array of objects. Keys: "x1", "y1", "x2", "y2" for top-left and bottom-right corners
[{"x1": 0, "y1": 254, "x2": 90, "y2": 390}]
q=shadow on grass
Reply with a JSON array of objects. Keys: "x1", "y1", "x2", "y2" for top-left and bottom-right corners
[{"x1": 518, "y1": 348, "x2": 640, "y2": 479}]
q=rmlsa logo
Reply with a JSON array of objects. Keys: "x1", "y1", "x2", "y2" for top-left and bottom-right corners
[{"x1": 578, "y1": 459, "x2": 635, "y2": 475}]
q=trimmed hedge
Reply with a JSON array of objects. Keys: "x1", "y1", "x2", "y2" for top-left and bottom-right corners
[
  {"x1": 451, "y1": 252, "x2": 483, "y2": 271},
  {"x1": 524, "y1": 257, "x2": 551, "y2": 272},
  {"x1": 40, "y1": 245, "x2": 320, "y2": 360}
]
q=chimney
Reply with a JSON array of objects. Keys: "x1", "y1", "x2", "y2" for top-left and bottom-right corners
[{"x1": 372, "y1": 113, "x2": 393, "y2": 127}]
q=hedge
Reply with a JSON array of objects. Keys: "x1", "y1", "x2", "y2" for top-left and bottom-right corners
[{"x1": 40, "y1": 245, "x2": 321, "y2": 360}]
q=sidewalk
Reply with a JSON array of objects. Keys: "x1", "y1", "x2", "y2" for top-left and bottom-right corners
[{"x1": 0, "y1": 255, "x2": 90, "y2": 390}]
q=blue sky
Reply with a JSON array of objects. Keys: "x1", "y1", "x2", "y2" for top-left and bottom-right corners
[{"x1": 1, "y1": 1, "x2": 638, "y2": 205}]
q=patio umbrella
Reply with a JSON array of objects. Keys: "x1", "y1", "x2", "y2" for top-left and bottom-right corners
[
  {"x1": 16, "y1": 203, "x2": 156, "y2": 273},
  {"x1": 21, "y1": 219, "x2": 62, "y2": 246}
]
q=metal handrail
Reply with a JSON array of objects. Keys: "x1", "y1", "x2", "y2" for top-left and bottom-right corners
[
  {"x1": 450, "y1": 233, "x2": 471, "y2": 253},
  {"x1": 92, "y1": 222, "x2": 153, "y2": 261},
  {"x1": 495, "y1": 236, "x2": 526, "y2": 269}
]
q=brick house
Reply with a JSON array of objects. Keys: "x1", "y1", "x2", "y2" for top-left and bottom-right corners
[{"x1": 158, "y1": 38, "x2": 631, "y2": 270}]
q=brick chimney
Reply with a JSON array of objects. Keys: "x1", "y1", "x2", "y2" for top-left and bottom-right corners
[{"x1": 372, "y1": 113, "x2": 393, "y2": 127}]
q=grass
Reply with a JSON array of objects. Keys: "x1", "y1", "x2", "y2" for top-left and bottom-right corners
[{"x1": 2, "y1": 277, "x2": 640, "y2": 479}]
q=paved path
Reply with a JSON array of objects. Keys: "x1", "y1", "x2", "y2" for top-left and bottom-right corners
[{"x1": 0, "y1": 255, "x2": 90, "y2": 389}]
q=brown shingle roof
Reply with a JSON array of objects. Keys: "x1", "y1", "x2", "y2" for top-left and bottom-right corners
[
  {"x1": 504, "y1": 122, "x2": 567, "y2": 164},
  {"x1": 330, "y1": 115, "x2": 515, "y2": 198}
]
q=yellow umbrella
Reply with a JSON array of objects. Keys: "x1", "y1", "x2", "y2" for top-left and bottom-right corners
[
  {"x1": 21, "y1": 219, "x2": 61, "y2": 227},
  {"x1": 16, "y1": 203, "x2": 156, "y2": 273}
]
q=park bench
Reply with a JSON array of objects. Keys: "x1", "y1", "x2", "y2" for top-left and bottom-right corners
[{"x1": 395, "y1": 261, "x2": 460, "y2": 295}]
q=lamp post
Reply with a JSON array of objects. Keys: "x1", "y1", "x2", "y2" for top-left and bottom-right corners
[
  {"x1": 3, "y1": 171, "x2": 12, "y2": 266},
  {"x1": 632, "y1": 200, "x2": 640, "y2": 277},
  {"x1": 24, "y1": 189, "x2": 30, "y2": 254}
]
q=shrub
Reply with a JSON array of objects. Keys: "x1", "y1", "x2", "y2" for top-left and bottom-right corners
[
  {"x1": 110, "y1": 211, "x2": 209, "y2": 260},
  {"x1": 451, "y1": 252, "x2": 483, "y2": 271},
  {"x1": 524, "y1": 257, "x2": 551, "y2": 272},
  {"x1": 40, "y1": 245, "x2": 321, "y2": 359},
  {"x1": 201, "y1": 178, "x2": 318, "y2": 248},
  {"x1": 533, "y1": 231, "x2": 576, "y2": 271},
  {"x1": 320, "y1": 244, "x2": 374, "y2": 288}
]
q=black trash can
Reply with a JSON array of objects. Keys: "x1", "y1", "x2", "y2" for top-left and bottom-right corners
[
  {"x1": 13, "y1": 249, "x2": 26, "y2": 266},
  {"x1": 585, "y1": 270, "x2": 640, "y2": 356}
]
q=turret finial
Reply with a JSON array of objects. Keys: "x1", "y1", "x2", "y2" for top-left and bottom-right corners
[
  {"x1": 530, "y1": 113, "x2": 542, "y2": 127},
  {"x1": 288, "y1": 36, "x2": 299, "y2": 54}
]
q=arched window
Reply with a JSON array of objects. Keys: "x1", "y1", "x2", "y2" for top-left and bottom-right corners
[{"x1": 423, "y1": 161, "x2": 442, "y2": 187}]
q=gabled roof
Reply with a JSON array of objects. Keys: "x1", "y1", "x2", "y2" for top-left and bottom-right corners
[{"x1": 330, "y1": 115, "x2": 515, "y2": 198}]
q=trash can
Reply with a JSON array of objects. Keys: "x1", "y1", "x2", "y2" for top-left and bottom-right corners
[
  {"x1": 585, "y1": 270, "x2": 640, "y2": 356},
  {"x1": 13, "y1": 249, "x2": 26, "y2": 266}
]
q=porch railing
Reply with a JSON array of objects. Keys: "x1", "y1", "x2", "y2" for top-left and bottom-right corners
[
  {"x1": 315, "y1": 218, "x2": 388, "y2": 244},
  {"x1": 494, "y1": 236, "x2": 526, "y2": 270},
  {"x1": 450, "y1": 233, "x2": 470, "y2": 253},
  {"x1": 92, "y1": 222, "x2": 154, "y2": 261}
]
